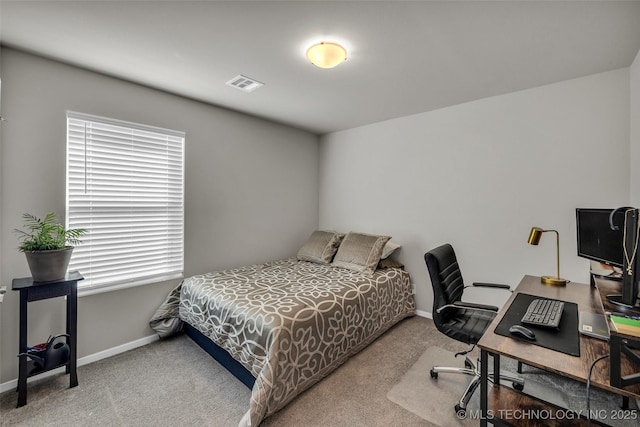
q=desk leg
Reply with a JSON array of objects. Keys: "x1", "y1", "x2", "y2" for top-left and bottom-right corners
[
  {"x1": 493, "y1": 353, "x2": 500, "y2": 385},
  {"x1": 67, "y1": 283, "x2": 78, "y2": 388},
  {"x1": 480, "y1": 349, "x2": 489, "y2": 427},
  {"x1": 17, "y1": 291, "x2": 27, "y2": 407},
  {"x1": 610, "y1": 334, "x2": 622, "y2": 389}
]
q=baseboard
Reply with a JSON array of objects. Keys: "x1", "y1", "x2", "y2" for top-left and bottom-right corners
[
  {"x1": 0, "y1": 334, "x2": 159, "y2": 394},
  {"x1": 415, "y1": 308, "x2": 432, "y2": 319}
]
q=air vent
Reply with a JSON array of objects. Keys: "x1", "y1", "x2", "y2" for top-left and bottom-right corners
[{"x1": 225, "y1": 74, "x2": 264, "y2": 93}]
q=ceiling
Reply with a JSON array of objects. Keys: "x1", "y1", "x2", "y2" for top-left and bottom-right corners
[{"x1": 2, "y1": 1, "x2": 640, "y2": 135}]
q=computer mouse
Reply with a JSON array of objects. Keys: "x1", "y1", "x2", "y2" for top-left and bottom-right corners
[{"x1": 509, "y1": 324, "x2": 536, "y2": 340}]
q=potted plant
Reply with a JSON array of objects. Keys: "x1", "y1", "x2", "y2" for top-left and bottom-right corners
[{"x1": 15, "y1": 212, "x2": 86, "y2": 282}]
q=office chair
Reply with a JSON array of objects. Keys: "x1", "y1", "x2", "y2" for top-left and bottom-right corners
[{"x1": 424, "y1": 243, "x2": 524, "y2": 417}]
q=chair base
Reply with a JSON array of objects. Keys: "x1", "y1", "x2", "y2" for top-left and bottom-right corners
[{"x1": 430, "y1": 356, "x2": 524, "y2": 418}]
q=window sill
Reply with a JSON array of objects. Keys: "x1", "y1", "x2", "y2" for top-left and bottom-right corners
[{"x1": 77, "y1": 273, "x2": 183, "y2": 297}]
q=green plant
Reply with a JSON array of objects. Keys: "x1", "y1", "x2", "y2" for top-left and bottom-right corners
[{"x1": 15, "y1": 212, "x2": 86, "y2": 252}]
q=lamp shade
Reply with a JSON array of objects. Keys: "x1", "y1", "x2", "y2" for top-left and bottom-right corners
[
  {"x1": 527, "y1": 227, "x2": 543, "y2": 245},
  {"x1": 306, "y1": 42, "x2": 347, "y2": 69}
]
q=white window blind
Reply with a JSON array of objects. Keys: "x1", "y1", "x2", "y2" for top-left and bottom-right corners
[{"x1": 66, "y1": 111, "x2": 184, "y2": 291}]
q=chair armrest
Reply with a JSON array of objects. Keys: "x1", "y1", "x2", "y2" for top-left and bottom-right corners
[
  {"x1": 436, "y1": 301, "x2": 499, "y2": 314},
  {"x1": 453, "y1": 300, "x2": 499, "y2": 311},
  {"x1": 472, "y1": 282, "x2": 512, "y2": 291}
]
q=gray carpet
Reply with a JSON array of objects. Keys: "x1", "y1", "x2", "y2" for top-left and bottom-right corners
[
  {"x1": 1, "y1": 316, "x2": 637, "y2": 426},
  {"x1": 1, "y1": 316, "x2": 442, "y2": 427},
  {"x1": 0, "y1": 333, "x2": 251, "y2": 426},
  {"x1": 388, "y1": 346, "x2": 639, "y2": 427}
]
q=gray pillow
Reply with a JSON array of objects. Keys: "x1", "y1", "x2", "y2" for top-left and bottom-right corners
[
  {"x1": 332, "y1": 232, "x2": 391, "y2": 276},
  {"x1": 381, "y1": 241, "x2": 401, "y2": 259},
  {"x1": 297, "y1": 230, "x2": 345, "y2": 264}
]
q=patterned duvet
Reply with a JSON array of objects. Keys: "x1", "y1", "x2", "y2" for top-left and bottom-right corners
[{"x1": 151, "y1": 257, "x2": 415, "y2": 426}]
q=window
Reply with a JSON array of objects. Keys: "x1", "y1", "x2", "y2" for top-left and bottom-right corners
[{"x1": 66, "y1": 112, "x2": 184, "y2": 293}]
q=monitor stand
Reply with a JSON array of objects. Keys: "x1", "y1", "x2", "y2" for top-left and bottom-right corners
[
  {"x1": 592, "y1": 271, "x2": 623, "y2": 281},
  {"x1": 606, "y1": 294, "x2": 640, "y2": 315}
]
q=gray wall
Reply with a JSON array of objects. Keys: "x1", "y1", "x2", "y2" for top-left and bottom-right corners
[
  {"x1": 0, "y1": 48, "x2": 319, "y2": 383},
  {"x1": 631, "y1": 50, "x2": 640, "y2": 206},
  {"x1": 319, "y1": 69, "x2": 631, "y2": 314}
]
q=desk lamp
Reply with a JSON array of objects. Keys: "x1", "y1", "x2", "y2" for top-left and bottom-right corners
[{"x1": 527, "y1": 227, "x2": 568, "y2": 286}]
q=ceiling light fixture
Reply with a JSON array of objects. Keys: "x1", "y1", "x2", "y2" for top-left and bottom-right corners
[{"x1": 306, "y1": 42, "x2": 347, "y2": 69}]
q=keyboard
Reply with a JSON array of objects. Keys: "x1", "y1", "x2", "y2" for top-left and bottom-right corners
[{"x1": 521, "y1": 298, "x2": 565, "y2": 328}]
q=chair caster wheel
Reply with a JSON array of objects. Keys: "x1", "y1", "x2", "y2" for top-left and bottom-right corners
[
  {"x1": 464, "y1": 358, "x2": 473, "y2": 369},
  {"x1": 455, "y1": 404, "x2": 466, "y2": 418},
  {"x1": 430, "y1": 369, "x2": 438, "y2": 379},
  {"x1": 513, "y1": 382, "x2": 524, "y2": 391}
]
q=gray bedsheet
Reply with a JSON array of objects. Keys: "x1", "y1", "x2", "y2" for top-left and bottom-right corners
[{"x1": 150, "y1": 257, "x2": 415, "y2": 426}]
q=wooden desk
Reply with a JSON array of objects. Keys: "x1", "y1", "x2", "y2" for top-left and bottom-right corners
[{"x1": 478, "y1": 275, "x2": 640, "y2": 426}]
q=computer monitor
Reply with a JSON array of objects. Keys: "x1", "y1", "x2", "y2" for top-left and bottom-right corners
[
  {"x1": 576, "y1": 207, "x2": 639, "y2": 311},
  {"x1": 575, "y1": 208, "x2": 624, "y2": 268},
  {"x1": 609, "y1": 208, "x2": 640, "y2": 311}
]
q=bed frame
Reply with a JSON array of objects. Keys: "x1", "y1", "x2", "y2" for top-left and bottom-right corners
[{"x1": 184, "y1": 323, "x2": 256, "y2": 389}]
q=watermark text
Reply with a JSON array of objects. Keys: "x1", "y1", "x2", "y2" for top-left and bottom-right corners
[{"x1": 460, "y1": 408, "x2": 638, "y2": 421}]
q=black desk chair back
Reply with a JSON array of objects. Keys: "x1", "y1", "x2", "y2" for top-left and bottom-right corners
[{"x1": 424, "y1": 243, "x2": 523, "y2": 417}]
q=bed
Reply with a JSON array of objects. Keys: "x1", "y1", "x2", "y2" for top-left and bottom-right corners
[{"x1": 150, "y1": 231, "x2": 415, "y2": 426}]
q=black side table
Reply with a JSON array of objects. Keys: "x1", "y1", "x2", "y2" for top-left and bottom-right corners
[{"x1": 12, "y1": 271, "x2": 83, "y2": 407}]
